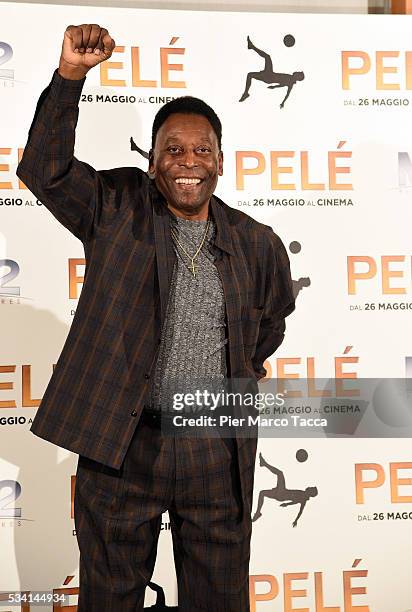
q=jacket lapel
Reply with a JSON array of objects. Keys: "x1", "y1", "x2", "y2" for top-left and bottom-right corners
[
  {"x1": 150, "y1": 180, "x2": 176, "y2": 329},
  {"x1": 210, "y1": 196, "x2": 244, "y2": 377}
]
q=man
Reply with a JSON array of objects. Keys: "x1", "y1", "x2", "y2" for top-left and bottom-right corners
[{"x1": 17, "y1": 24, "x2": 295, "y2": 611}]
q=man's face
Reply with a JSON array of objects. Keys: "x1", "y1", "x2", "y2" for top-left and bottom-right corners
[{"x1": 149, "y1": 113, "x2": 223, "y2": 219}]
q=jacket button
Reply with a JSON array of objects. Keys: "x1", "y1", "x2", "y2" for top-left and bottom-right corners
[
  {"x1": 144, "y1": 373, "x2": 150, "y2": 379},
  {"x1": 130, "y1": 410, "x2": 137, "y2": 417}
]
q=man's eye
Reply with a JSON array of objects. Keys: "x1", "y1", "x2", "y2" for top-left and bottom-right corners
[
  {"x1": 167, "y1": 146, "x2": 181, "y2": 153},
  {"x1": 198, "y1": 147, "x2": 211, "y2": 153}
]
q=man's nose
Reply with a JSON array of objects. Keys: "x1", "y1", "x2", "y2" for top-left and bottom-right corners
[{"x1": 180, "y1": 150, "x2": 197, "y2": 167}]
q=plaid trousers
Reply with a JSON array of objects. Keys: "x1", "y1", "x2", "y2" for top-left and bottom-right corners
[{"x1": 74, "y1": 413, "x2": 253, "y2": 611}]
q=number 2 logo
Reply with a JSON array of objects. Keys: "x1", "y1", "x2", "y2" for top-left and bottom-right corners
[
  {"x1": 0, "y1": 42, "x2": 14, "y2": 81},
  {"x1": 0, "y1": 480, "x2": 22, "y2": 518},
  {"x1": 0, "y1": 259, "x2": 20, "y2": 297}
]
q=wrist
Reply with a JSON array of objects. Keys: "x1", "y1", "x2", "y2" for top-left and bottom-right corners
[{"x1": 58, "y1": 57, "x2": 89, "y2": 80}]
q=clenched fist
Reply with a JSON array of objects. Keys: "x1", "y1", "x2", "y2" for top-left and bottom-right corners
[{"x1": 58, "y1": 24, "x2": 116, "y2": 80}]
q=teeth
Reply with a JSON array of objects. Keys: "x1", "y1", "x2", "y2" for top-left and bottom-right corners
[{"x1": 175, "y1": 178, "x2": 201, "y2": 185}]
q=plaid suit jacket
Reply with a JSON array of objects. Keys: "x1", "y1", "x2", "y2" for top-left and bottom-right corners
[{"x1": 17, "y1": 70, "x2": 295, "y2": 511}]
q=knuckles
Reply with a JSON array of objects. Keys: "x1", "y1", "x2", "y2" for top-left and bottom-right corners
[
  {"x1": 66, "y1": 23, "x2": 109, "y2": 33},
  {"x1": 63, "y1": 23, "x2": 114, "y2": 55}
]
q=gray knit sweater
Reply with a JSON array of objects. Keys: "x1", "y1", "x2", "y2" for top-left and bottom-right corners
[{"x1": 148, "y1": 213, "x2": 227, "y2": 411}]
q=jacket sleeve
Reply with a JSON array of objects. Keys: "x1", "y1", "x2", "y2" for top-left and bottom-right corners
[
  {"x1": 251, "y1": 229, "x2": 296, "y2": 380},
  {"x1": 16, "y1": 69, "x2": 128, "y2": 243}
]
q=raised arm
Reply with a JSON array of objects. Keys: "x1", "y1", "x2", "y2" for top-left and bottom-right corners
[{"x1": 16, "y1": 24, "x2": 117, "y2": 243}]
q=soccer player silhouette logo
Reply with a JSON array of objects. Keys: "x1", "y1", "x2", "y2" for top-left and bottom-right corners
[
  {"x1": 252, "y1": 453, "x2": 318, "y2": 527},
  {"x1": 289, "y1": 240, "x2": 311, "y2": 299},
  {"x1": 239, "y1": 36, "x2": 304, "y2": 109},
  {"x1": 144, "y1": 581, "x2": 178, "y2": 610},
  {"x1": 130, "y1": 136, "x2": 149, "y2": 159}
]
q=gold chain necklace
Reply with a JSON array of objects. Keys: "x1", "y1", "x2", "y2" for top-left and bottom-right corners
[{"x1": 170, "y1": 216, "x2": 211, "y2": 278}]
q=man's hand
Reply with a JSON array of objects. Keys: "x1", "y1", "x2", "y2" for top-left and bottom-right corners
[{"x1": 58, "y1": 24, "x2": 116, "y2": 80}]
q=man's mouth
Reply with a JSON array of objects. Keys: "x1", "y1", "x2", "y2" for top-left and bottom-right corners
[{"x1": 174, "y1": 177, "x2": 202, "y2": 185}]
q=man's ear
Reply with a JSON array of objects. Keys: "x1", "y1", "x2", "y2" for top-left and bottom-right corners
[
  {"x1": 148, "y1": 149, "x2": 155, "y2": 178},
  {"x1": 218, "y1": 150, "x2": 224, "y2": 176}
]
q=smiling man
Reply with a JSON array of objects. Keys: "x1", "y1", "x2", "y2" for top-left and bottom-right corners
[
  {"x1": 150, "y1": 108, "x2": 223, "y2": 221},
  {"x1": 17, "y1": 23, "x2": 295, "y2": 612}
]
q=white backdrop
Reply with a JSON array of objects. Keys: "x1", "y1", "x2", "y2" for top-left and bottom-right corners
[{"x1": 1, "y1": 4, "x2": 412, "y2": 610}]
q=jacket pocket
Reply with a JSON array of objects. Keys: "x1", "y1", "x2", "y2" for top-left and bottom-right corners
[{"x1": 241, "y1": 306, "x2": 264, "y2": 350}]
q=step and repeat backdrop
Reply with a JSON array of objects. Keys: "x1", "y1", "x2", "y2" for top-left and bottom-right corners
[{"x1": 1, "y1": 2, "x2": 412, "y2": 610}]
